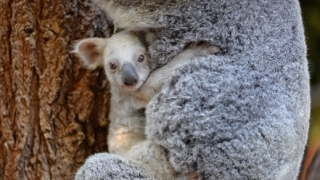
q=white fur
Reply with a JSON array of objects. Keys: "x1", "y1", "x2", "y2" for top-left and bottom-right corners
[{"x1": 73, "y1": 31, "x2": 220, "y2": 179}]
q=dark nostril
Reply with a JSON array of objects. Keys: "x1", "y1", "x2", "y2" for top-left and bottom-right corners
[{"x1": 123, "y1": 78, "x2": 138, "y2": 86}]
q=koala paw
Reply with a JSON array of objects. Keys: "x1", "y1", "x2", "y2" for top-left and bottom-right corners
[
  {"x1": 186, "y1": 41, "x2": 221, "y2": 55},
  {"x1": 178, "y1": 172, "x2": 199, "y2": 180}
]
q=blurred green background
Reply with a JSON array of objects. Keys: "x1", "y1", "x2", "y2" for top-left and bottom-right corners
[{"x1": 300, "y1": 0, "x2": 320, "y2": 179}]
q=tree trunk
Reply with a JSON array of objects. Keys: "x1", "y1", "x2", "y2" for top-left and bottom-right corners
[
  {"x1": 307, "y1": 148, "x2": 320, "y2": 180},
  {"x1": 0, "y1": 0, "x2": 112, "y2": 179}
]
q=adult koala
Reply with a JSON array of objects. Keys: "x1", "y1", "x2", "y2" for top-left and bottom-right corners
[{"x1": 76, "y1": 0, "x2": 310, "y2": 179}]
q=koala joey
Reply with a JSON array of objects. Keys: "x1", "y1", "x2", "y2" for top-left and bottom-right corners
[
  {"x1": 73, "y1": 31, "x2": 220, "y2": 153},
  {"x1": 73, "y1": 31, "x2": 220, "y2": 178},
  {"x1": 73, "y1": 30, "x2": 220, "y2": 116}
]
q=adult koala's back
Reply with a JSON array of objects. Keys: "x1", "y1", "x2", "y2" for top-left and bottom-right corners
[{"x1": 94, "y1": 0, "x2": 310, "y2": 179}]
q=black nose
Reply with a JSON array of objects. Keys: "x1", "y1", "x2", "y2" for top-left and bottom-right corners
[{"x1": 121, "y1": 63, "x2": 138, "y2": 86}]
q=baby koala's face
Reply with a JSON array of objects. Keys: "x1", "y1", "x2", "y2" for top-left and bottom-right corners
[{"x1": 103, "y1": 33, "x2": 150, "y2": 92}]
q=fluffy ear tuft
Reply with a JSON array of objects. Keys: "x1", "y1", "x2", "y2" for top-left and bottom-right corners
[{"x1": 72, "y1": 38, "x2": 107, "y2": 70}]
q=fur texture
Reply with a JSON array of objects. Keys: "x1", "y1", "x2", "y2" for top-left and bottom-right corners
[
  {"x1": 74, "y1": 32, "x2": 219, "y2": 179},
  {"x1": 76, "y1": 0, "x2": 310, "y2": 179}
]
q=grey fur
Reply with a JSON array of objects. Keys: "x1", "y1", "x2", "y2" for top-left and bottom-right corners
[
  {"x1": 73, "y1": 32, "x2": 219, "y2": 179},
  {"x1": 76, "y1": 0, "x2": 310, "y2": 179}
]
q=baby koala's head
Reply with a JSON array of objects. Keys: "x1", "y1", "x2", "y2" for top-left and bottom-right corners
[{"x1": 73, "y1": 31, "x2": 150, "y2": 91}]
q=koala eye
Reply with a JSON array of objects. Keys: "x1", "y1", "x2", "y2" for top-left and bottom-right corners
[
  {"x1": 138, "y1": 55, "x2": 145, "y2": 62},
  {"x1": 109, "y1": 62, "x2": 117, "y2": 70}
]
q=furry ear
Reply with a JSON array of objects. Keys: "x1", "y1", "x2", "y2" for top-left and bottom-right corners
[{"x1": 72, "y1": 38, "x2": 107, "y2": 70}]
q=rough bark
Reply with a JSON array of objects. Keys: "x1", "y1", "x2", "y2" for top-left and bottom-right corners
[
  {"x1": 0, "y1": 0, "x2": 112, "y2": 179},
  {"x1": 307, "y1": 148, "x2": 320, "y2": 180}
]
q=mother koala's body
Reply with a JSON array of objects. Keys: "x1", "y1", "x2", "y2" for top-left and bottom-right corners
[{"x1": 86, "y1": 0, "x2": 310, "y2": 179}]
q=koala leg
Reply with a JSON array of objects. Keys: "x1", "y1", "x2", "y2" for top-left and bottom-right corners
[
  {"x1": 123, "y1": 140, "x2": 178, "y2": 180},
  {"x1": 75, "y1": 140, "x2": 178, "y2": 180},
  {"x1": 75, "y1": 153, "x2": 158, "y2": 180}
]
